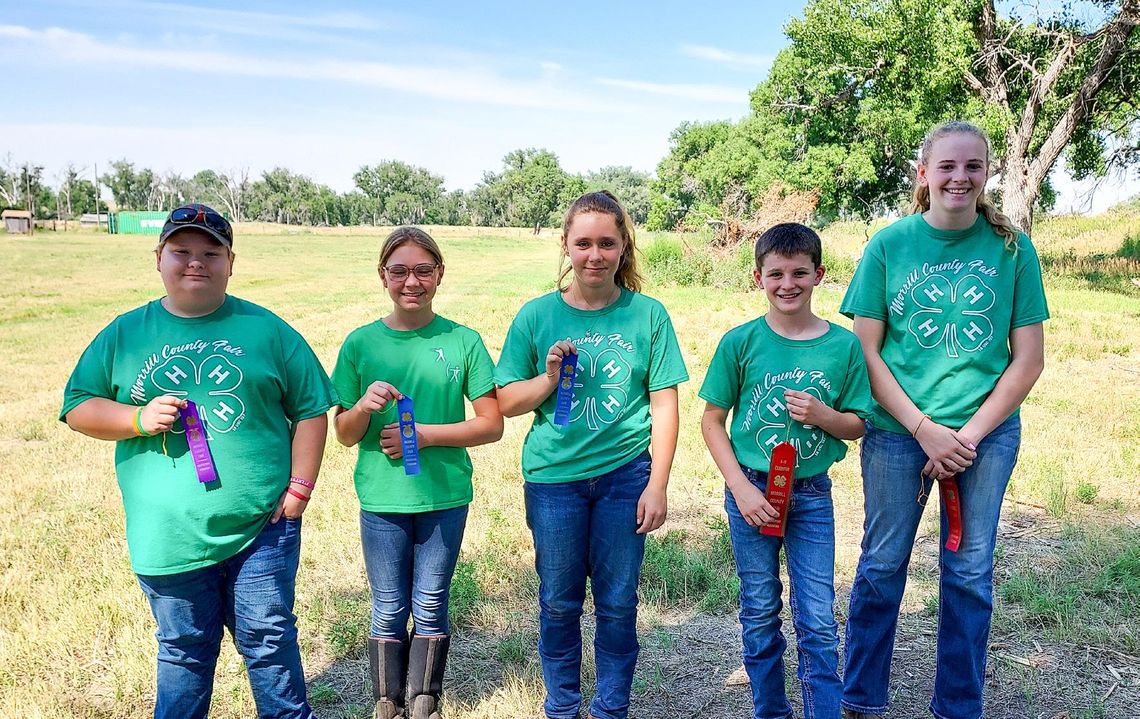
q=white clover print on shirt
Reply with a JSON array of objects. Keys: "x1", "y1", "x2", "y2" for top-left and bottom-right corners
[
  {"x1": 151, "y1": 353, "x2": 246, "y2": 436},
  {"x1": 907, "y1": 273, "x2": 996, "y2": 358},
  {"x1": 569, "y1": 346, "x2": 632, "y2": 431},
  {"x1": 747, "y1": 384, "x2": 827, "y2": 467}
]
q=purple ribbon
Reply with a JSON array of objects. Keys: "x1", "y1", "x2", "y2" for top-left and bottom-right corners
[{"x1": 182, "y1": 400, "x2": 218, "y2": 484}]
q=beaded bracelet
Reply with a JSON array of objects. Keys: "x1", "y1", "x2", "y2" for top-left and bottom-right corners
[
  {"x1": 289, "y1": 476, "x2": 316, "y2": 491},
  {"x1": 133, "y1": 409, "x2": 153, "y2": 437},
  {"x1": 285, "y1": 487, "x2": 311, "y2": 502}
]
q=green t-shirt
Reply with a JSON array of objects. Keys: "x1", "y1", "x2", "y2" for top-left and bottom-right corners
[
  {"x1": 331, "y1": 315, "x2": 495, "y2": 513},
  {"x1": 59, "y1": 296, "x2": 337, "y2": 576},
  {"x1": 840, "y1": 213, "x2": 1050, "y2": 433},
  {"x1": 699, "y1": 317, "x2": 873, "y2": 477},
  {"x1": 494, "y1": 289, "x2": 689, "y2": 483}
]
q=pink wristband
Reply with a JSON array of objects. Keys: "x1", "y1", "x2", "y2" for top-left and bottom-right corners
[{"x1": 289, "y1": 476, "x2": 316, "y2": 490}]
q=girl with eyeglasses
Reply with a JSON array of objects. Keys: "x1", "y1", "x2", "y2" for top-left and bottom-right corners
[
  {"x1": 495, "y1": 191, "x2": 688, "y2": 719},
  {"x1": 331, "y1": 226, "x2": 503, "y2": 719}
]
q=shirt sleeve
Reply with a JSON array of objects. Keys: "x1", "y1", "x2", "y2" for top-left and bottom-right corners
[
  {"x1": 60, "y1": 322, "x2": 117, "y2": 421},
  {"x1": 697, "y1": 331, "x2": 739, "y2": 410},
  {"x1": 840, "y1": 235, "x2": 888, "y2": 320},
  {"x1": 1011, "y1": 236, "x2": 1050, "y2": 328},
  {"x1": 646, "y1": 304, "x2": 689, "y2": 391},
  {"x1": 494, "y1": 306, "x2": 539, "y2": 387},
  {"x1": 279, "y1": 323, "x2": 338, "y2": 421},
  {"x1": 834, "y1": 337, "x2": 874, "y2": 420},
  {"x1": 464, "y1": 331, "x2": 496, "y2": 400},
  {"x1": 330, "y1": 334, "x2": 362, "y2": 410}
]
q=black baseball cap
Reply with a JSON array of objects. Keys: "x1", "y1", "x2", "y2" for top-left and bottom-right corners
[{"x1": 158, "y1": 204, "x2": 234, "y2": 248}]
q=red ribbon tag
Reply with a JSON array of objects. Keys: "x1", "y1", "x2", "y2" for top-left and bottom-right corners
[
  {"x1": 938, "y1": 477, "x2": 963, "y2": 552},
  {"x1": 760, "y1": 441, "x2": 797, "y2": 537}
]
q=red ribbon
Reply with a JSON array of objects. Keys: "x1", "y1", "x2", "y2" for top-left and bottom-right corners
[
  {"x1": 761, "y1": 441, "x2": 797, "y2": 537},
  {"x1": 938, "y1": 477, "x2": 963, "y2": 552}
]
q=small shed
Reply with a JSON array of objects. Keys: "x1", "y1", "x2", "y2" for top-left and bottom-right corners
[{"x1": 2, "y1": 209, "x2": 32, "y2": 234}]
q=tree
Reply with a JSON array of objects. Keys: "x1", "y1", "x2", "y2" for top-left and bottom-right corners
[
  {"x1": 653, "y1": 0, "x2": 1140, "y2": 232},
  {"x1": 584, "y1": 166, "x2": 652, "y2": 224},
  {"x1": 103, "y1": 160, "x2": 159, "y2": 211},
  {"x1": 353, "y1": 160, "x2": 446, "y2": 225},
  {"x1": 472, "y1": 149, "x2": 575, "y2": 230}
]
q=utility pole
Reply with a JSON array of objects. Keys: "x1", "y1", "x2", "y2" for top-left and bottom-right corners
[{"x1": 93, "y1": 161, "x2": 101, "y2": 232}]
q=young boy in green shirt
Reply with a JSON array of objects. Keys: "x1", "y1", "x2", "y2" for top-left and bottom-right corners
[{"x1": 700, "y1": 223, "x2": 872, "y2": 719}]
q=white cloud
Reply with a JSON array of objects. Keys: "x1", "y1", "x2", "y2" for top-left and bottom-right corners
[
  {"x1": 595, "y1": 77, "x2": 747, "y2": 104},
  {"x1": 0, "y1": 24, "x2": 619, "y2": 112},
  {"x1": 682, "y1": 44, "x2": 774, "y2": 70}
]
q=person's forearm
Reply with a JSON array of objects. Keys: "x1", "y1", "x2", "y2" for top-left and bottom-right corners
[
  {"x1": 420, "y1": 416, "x2": 504, "y2": 448},
  {"x1": 65, "y1": 398, "x2": 141, "y2": 441},
  {"x1": 333, "y1": 405, "x2": 371, "y2": 446},
  {"x1": 700, "y1": 409, "x2": 749, "y2": 491},
  {"x1": 496, "y1": 374, "x2": 558, "y2": 417},
  {"x1": 961, "y1": 325, "x2": 1045, "y2": 443},
  {"x1": 291, "y1": 414, "x2": 328, "y2": 482},
  {"x1": 647, "y1": 389, "x2": 679, "y2": 489},
  {"x1": 814, "y1": 407, "x2": 866, "y2": 441}
]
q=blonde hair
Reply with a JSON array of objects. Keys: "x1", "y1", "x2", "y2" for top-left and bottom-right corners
[
  {"x1": 558, "y1": 190, "x2": 644, "y2": 293},
  {"x1": 378, "y1": 226, "x2": 444, "y2": 270},
  {"x1": 911, "y1": 121, "x2": 1021, "y2": 252}
]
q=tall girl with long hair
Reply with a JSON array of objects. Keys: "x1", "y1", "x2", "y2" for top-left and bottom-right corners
[
  {"x1": 332, "y1": 227, "x2": 503, "y2": 719},
  {"x1": 495, "y1": 191, "x2": 688, "y2": 719},
  {"x1": 840, "y1": 121, "x2": 1049, "y2": 719}
]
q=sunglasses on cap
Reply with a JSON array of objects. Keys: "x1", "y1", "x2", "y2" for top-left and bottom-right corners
[{"x1": 161, "y1": 204, "x2": 234, "y2": 247}]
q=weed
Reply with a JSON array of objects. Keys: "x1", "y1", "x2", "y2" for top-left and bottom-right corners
[
  {"x1": 495, "y1": 631, "x2": 532, "y2": 666},
  {"x1": 1075, "y1": 480, "x2": 1099, "y2": 504},
  {"x1": 449, "y1": 559, "x2": 484, "y2": 628},
  {"x1": 308, "y1": 683, "x2": 338, "y2": 705},
  {"x1": 639, "y1": 517, "x2": 739, "y2": 613}
]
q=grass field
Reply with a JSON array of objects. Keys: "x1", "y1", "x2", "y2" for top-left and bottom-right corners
[{"x1": 1, "y1": 216, "x2": 1138, "y2": 717}]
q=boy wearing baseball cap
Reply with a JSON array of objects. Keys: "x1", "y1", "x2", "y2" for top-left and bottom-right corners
[{"x1": 61, "y1": 204, "x2": 337, "y2": 719}]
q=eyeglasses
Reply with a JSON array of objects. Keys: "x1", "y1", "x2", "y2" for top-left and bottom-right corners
[
  {"x1": 167, "y1": 205, "x2": 233, "y2": 244},
  {"x1": 383, "y1": 263, "x2": 440, "y2": 281}
]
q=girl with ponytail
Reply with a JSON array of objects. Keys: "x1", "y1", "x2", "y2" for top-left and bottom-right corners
[
  {"x1": 839, "y1": 121, "x2": 1050, "y2": 719},
  {"x1": 494, "y1": 191, "x2": 687, "y2": 719}
]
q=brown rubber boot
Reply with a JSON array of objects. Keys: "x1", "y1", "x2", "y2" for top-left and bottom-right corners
[
  {"x1": 368, "y1": 637, "x2": 407, "y2": 719},
  {"x1": 407, "y1": 634, "x2": 450, "y2": 719}
]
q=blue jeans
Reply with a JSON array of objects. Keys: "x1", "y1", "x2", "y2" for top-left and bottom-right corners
[
  {"x1": 524, "y1": 451, "x2": 652, "y2": 719},
  {"x1": 725, "y1": 468, "x2": 841, "y2": 719},
  {"x1": 136, "y1": 517, "x2": 312, "y2": 719},
  {"x1": 843, "y1": 415, "x2": 1021, "y2": 719},
  {"x1": 360, "y1": 505, "x2": 469, "y2": 639}
]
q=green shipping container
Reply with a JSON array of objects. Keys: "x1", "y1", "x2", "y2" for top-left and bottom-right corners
[{"x1": 110, "y1": 211, "x2": 168, "y2": 235}]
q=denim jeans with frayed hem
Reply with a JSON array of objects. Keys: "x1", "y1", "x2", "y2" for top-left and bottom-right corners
[
  {"x1": 842, "y1": 415, "x2": 1021, "y2": 719},
  {"x1": 524, "y1": 450, "x2": 651, "y2": 719},
  {"x1": 136, "y1": 517, "x2": 313, "y2": 719},
  {"x1": 725, "y1": 467, "x2": 842, "y2": 719},
  {"x1": 359, "y1": 505, "x2": 469, "y2": 639}
]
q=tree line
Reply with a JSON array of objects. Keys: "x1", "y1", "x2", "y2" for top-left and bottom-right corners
[
  {"x1": 4, "y1": 1, "x2": 1137, "y2": 235},
  {"x1": 0, "y1": 151, "x2": 651, "y2": 230}
]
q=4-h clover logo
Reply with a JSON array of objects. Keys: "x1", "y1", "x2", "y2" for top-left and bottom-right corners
[
  {"x1": 569, "y1": 347, "x2": 631, "y2": 431},
  {"x1": 907, "y1": 273, "x2": 995, "y2": 358},
  {"x1": 151, "y1": 354, "x2": 246, "y2": 435},
  {"x1": 752, "y1": 384, "x2": 826, "y2": 467}
]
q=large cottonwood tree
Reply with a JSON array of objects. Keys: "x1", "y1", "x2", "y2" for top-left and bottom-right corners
[{"x1": 652, "y1": 0, "x2": 1140, "y2": 233}]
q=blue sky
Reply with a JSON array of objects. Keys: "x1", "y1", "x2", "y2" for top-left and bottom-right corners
[
  {"x1": 0, "y1": 0, "x2": 1132, "y2": 211},
  {"x1": 0, "y1": 0, "x2": 795, "y2": 192}
]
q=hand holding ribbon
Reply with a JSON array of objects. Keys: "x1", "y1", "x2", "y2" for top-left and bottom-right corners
[{"x1": 138, "y1": 395, "x2": 187, "y2": 435}]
